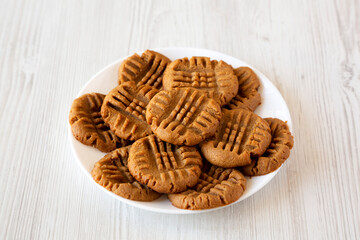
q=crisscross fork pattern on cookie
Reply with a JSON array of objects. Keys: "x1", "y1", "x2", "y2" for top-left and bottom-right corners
[
  {"x1": 107, "y1": 87, "x2": 147, "y2": 122},
  {"x1": 157, "y1": 89, "x2": 218, "y2": 137},
  {"x1": 214, "y1": 110, "x2": 251, "y2": 154},
  {"x1": 120, "y1": 50, "x2": 170, "y2": 89},
  {"x1": 172, "y1": 71, "x2": 217, "y2": 89}
]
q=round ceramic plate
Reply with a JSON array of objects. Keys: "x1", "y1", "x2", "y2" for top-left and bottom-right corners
[{"x1": 68, "y1": 47, "x2": 292, "y2": 214}]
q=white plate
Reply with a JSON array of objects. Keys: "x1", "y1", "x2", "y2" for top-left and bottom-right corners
[{"x1": 68, "y1": 47, "x2": 292, "y2": 214}]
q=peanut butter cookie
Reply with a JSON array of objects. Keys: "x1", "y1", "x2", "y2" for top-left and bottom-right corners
[
  {"x1": 118, "y1": 50, "x2": 171, "y2": 89},
  {"x1": 163, "y1": 57, "x2": 238, "y2": 106},
  {"x1": 168, "y1": 162, "x2": 246, "y2": 210},
  {"x1": 101, "y1": 82, "x2": 158, "y2": 141},
  {"x1": 225, "y1": 67, "x2": 261, "y2": 111},
  {"x1": 240, "y1": 118, "x2": 294, "y2": 176},
  {"x1": 92, "y1": 147, "x2": 161, "y2": 201},
  {"x1": 128, "y1": 135, "x2": 203, "y2": 193},
  {"x1": 69, "y1": 93, "x2": 131, "y2": 152},
  {"x1": 200, "y1": 108, "x2": 271, "y2": 168},
  {"x1": 146, "y1": 88, "x2": 221, "y2": 146}
]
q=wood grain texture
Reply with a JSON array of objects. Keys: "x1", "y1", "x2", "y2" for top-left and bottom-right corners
[{"x1": 0, "y1": 0, "x2": 359, "y2": 239}]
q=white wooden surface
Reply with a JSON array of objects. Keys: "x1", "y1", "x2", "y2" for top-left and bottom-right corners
[{"x1": 0, "y1": 0, "x2": 359, "y2": 239}]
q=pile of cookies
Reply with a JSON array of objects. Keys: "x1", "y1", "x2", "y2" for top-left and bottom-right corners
[{"x1": 69, "y1": 50, "x2": 294, "y2": 210}]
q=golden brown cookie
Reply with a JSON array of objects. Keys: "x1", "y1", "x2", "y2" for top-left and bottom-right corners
[
  {"x1": 225, "y1": 67, "x2": 261, "y2": 111},
  {"x1": 128, "y1": 135, "x2": 203, "y2": 193},
  {"x1": 162, "y1": 57, "x2": 238, "y2": 106},
  {"x1": 168, "y1": 162, "x2": 246, "y2": 210},
  {"x1": 146, "y1": 88, "x2": 221, "y2": 146},
  {"x1": 118, "y1": 50, "x2": 171, "y2": 89},
  {"x1": 200, "y1": 108, "x2": 272, "y2": 168},
  {"x1": 240, "y1": 118, "x2": 294, "y2": 176},
  {"x1": 69, "y1": 93, "x2": 131, "y2": 152},
  {"x1": 92, "y1": 147, "x2": 161, "y2": 201},
  {"x1": 101, "y1": 82, "x2": 158, "y2": 141}
]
